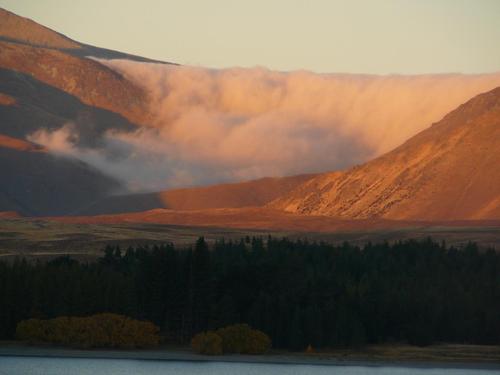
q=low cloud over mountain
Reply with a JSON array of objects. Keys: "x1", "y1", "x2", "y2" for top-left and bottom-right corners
[{"x1": 29, "y1": 59, "x2": 500, "y2": 191}]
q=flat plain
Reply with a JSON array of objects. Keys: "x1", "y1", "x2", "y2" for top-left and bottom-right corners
[{"x1": 1, "y1": 216, "x2": 498, "y2": 261}]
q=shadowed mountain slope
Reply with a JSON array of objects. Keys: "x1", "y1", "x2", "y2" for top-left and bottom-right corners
[
  {"x1": 0, "y1": 9, "x2": 172, "y2": 216},
  {"x1": 0, "y1": 146, "x2": 120, "y2": 216},
  {"x1": 77, "y1": 174, "x2": 317, "y2": 215},
  {"x1": 0, "y1": 68, "x2": 136, "y2": 145},
  {"x1": 0, "y1": 41, "x2": 151, "y2": 125},
  {"x1": 0, "y1": 8, "x2": 169, "y2": 215},
  {"x1": 0, "y1": 69, "x2": 138, "y2": 215},
  {"x1": 270, "y1": 87, "x2": 500, "y2": 220}
]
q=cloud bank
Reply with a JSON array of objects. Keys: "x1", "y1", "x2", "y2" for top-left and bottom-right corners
[{"x1": 30, "y1": 60, "x2": 500, "y2": 192}]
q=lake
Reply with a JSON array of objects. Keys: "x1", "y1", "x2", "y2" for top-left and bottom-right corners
[{"x1": 1, "y1": 356, "x2": 499, "y2": 375}]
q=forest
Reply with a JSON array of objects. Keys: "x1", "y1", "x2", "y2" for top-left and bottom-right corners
[{"x1": 1, "y1": 237, "x2": 499, "y2": 349}]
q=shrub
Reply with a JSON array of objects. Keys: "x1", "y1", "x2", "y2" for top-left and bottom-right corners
[
  {"x1": 15, "y1": 313, "x2": 159, "y2": 349},
  {"x1": 15, "y1": 319, "x2": 47, "y2": 343},
  {"x1": 216, "y1": 324, "x2": 271, "y2": 354},
  {"x1": 191, "y1": 331, "x2": 223, "y2": 355}
]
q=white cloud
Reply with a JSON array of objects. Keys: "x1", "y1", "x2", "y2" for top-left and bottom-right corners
[{"x1": 30, "y1": 60, "x2": 500, "y2": 192}]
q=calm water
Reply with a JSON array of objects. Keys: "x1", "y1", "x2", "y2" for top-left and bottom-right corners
[{"x1": 0, "y1": 356, "x2": 499, "y2": 375}]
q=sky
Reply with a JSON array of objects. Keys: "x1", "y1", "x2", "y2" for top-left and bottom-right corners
[{"x1": 1, "y1": 0, "x2": 499, "y2": 74}]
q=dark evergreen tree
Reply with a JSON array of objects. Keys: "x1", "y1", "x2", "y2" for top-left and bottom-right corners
[{"x1": 1, "y1": 237, "x2": 499, "y2": 349}]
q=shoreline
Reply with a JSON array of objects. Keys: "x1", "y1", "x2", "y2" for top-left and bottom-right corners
[{"x1": 1, "y1": 344, "x2": 500, "y2": 370}]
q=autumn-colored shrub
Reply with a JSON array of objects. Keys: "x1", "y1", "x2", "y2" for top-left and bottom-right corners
[
  {"x1": 15, "y1": 313, "x2": 159, "y2": 349},
  {"x1": 15, "y1": 319, "x2": 47, "y2": 343},
  {"x1": 190, "y1": 324, "x2": 271, "y2": 355},
  {"x1": 216, "y1": 324, "x2": 271, "y2": 354},
  {"x1": 191, "y1": 331, "x2": 223, "y2": 355}
]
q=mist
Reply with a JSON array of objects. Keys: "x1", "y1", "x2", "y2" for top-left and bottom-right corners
[{"x1": 30, "y1": 60, "x2": 500, "y2": 192}]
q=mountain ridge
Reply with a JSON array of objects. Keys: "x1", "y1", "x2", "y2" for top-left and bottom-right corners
[
  {"x1": 269, "y1": 86, "x2": 500, "y2": 220},
  {"x1": 0, "y1": 8, "x2": 81, "y2": 49},
  {"x1": 0, "y1": 7, "x2": 174, "y2": 64}
]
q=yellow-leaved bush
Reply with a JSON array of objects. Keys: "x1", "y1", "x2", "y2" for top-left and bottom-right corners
[
  {"x1": 191, "y1": 324, "x2": 271, "y2": 355},
  {"x1": 191, "y1": 331, "x2": 223, "y2": 355},
  {"x1": 16, "y1": 313, "x2": 159, "y2": 348}
]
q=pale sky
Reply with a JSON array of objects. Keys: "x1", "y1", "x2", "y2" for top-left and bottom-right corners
[{"x1": 1, "y1": 0, "x2": 499, "y2": 74}]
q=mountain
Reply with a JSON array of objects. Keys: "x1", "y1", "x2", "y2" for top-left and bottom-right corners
[
  {"x1": 0, "y1": 144, "x2": 121, "y2": 216},
  {"x1": 0, "y1": 8, "x2": 172, "y2": 63},
  {"x1": 0, "y1": 68, "x2": 138, "y2": 146},
  {"x1": 0, "y1": 41, "x2": 151, "y2": 125},
  {"x1": 0, "y1": 8, "x2": 80, "y2": 49},
  {"x1": 0, "y1": 8, "x2": 152, "y2": 215},
  {"x1": 77, "y1": 174, "x2": 316, "y2": 215},
  {"x1": 0, "y1": 8, "x2": 315, "y2": 216},
  {"x1": 61, "y1": 87, "x2": 500, "y2": 227},
  {"x1": 0, "y1": 52, "x2": 143, "y2": 215},
  {"x1": 1, "y1": 7, "x2": 499, "y2": 223},
  {"x1": 270, "y1": 87, "x2": 500, "y2": 220},
  {"x1": 0, "y1": 70, "x2": 124, "y2": 216}
]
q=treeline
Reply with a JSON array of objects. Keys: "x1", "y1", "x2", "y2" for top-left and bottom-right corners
[{"x1": 1, "y1": 237, "x2": 499, "y2": 349}]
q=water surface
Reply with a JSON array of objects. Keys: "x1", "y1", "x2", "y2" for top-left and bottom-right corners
[{"x1": 0, "y1": 356, "x2": 499, "y2": 375}]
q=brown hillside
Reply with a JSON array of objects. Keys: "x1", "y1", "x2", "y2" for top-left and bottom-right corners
[
  {"x1": 0, "y1": 134, "x2": 46, "y2": 152},
  {"x1": 77, "y1": 174, "x2": 317, "y2": 215},
  {"x1": 0, "y1": 211, "x2": 20, "y2": 218},
  {"x1": 0, "y1": 41, "x2": 150, "y2": 125},
  {"x1": 270, "y1": 87, "x2": 500, "y2": 220},
  {"x1": 0, "y1": 8, "x2": 81, "y2": 49},
  {"x1": 0, "y1": 7, "x2": 174, "y2": 63},
  {"x1": 0, "y1": 92, "x2": 16, "y2": 106}
]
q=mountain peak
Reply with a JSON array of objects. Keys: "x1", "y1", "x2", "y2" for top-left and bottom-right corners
[{"x1": 0, "y1": 8, "x2": 81, "y2": 49}]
